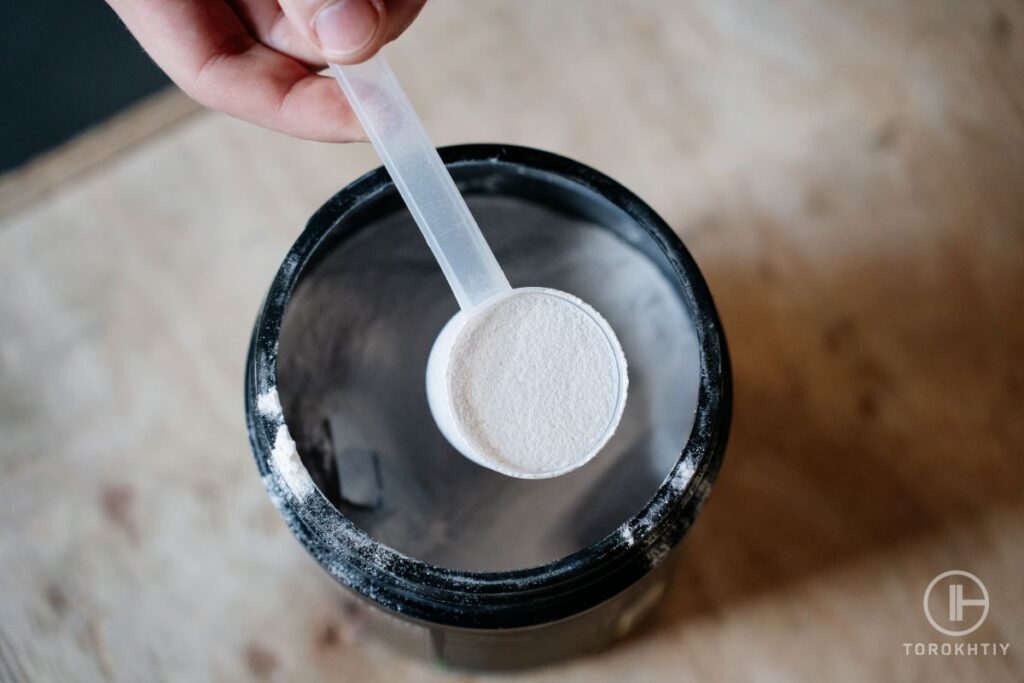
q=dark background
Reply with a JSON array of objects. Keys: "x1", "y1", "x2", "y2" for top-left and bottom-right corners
[{"x1": 2, "y1": 2, "x2": 167, "y2": 173}]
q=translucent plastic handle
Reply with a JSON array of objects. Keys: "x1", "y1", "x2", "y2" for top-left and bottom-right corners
[{"x1": 331, "y1": 55, "x2": 511, "y2": 311}]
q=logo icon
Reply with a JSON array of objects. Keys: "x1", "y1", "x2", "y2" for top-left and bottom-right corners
[{"x1": 923, "y1": 570, "x2": 989, "y2": 636}]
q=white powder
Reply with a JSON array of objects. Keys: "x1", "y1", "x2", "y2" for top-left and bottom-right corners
[
  {"x1": 447, "y1": 290, "x2": 627, "y2": 476},
  {"x1": 257, "y1": 387, "x2": 283, "y2": 420},
  {"x1": 272, "y1": 423, "x2": 314, "y2": 498},
  {"x1": 257, "y1": 387, "x2": 314, "y2": 498}
]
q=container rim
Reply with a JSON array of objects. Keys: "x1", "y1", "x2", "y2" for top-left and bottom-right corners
[{"x1": 245, "y1": 144, "x2": 731, "y2": 629}]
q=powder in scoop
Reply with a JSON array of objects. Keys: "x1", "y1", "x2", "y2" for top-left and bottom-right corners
[{"x1": 448, "y1": 290, "x2": 627, "y2": 476}]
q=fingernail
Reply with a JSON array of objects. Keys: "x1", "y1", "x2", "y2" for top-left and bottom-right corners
[{"x1": 314, "y1": 0, "x2": 380, "y2": 58}]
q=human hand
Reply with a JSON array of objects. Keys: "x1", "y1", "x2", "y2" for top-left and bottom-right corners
[{"x1": 106, "y1": 0, "x2": 427, "y2": 141}]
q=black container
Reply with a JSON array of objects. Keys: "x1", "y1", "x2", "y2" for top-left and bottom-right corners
[{"x1": 245, "y1": 144, "x2": 730, "y2": 670}]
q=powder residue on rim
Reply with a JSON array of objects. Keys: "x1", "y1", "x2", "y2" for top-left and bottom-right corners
[
  {"x1": 257, "y1": 386, "x2": 314, "y2": 498},
  {"x1": 448, "y1": 290, "x2": 626, "y2": 476},
  {"x1": 271, "y1": 422, "x2": 315, "y2": 499},
  {"x1": 257, "y1": 387, "x2": 283, "y2": 420}
]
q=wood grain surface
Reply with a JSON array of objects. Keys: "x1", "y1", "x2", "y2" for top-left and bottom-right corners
[{"x1": 1, "y1": 1, "x2": 1022, "y2": 680}]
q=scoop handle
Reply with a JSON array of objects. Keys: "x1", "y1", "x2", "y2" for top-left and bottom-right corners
[{"x1": 331, "y1": 55, "x2": 511, "y2": 311}]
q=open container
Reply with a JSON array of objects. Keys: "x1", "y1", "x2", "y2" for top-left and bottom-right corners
[{"x1": 246, "y1": 144, "x2": 731, "y2": 670}]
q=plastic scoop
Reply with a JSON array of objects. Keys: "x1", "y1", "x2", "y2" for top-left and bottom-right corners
[
  {"x1": 331, "y1": 56, "x2": 510, "y2": 310},
  {"x1": 331, "y1": 54, "x2": 627, "y2": 478}
]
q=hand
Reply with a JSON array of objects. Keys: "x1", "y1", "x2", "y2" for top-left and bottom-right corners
[{"x1": 106, "y1": 0, "x2": 427, "y2": 141}]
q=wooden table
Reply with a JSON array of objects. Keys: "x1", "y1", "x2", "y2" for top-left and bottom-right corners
[{"x1": 1, "y1": 1, "x2": 1022, "y2": 680}]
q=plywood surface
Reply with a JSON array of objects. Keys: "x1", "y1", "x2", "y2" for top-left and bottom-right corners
[{"x1": 1, "y1": 1, "x2": 1022, "y2": 680}]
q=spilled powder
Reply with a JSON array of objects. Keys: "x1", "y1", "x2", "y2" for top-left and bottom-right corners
[{"x1": 448, "y1": 291, "x2": 625, "y2": 476}]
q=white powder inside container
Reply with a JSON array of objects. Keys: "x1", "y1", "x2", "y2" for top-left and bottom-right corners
[{"x1": 447, "y1": 290, "x2": 627, "y2": 476}]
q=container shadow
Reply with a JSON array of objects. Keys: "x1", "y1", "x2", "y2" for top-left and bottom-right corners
[{"x1": 634, "y1": 219, "x2": 1024, "y2": 635}]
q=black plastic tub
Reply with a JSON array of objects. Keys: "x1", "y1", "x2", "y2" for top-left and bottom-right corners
[{"x1": 245, "y1": 144, "x2": 731, "y2": 670}]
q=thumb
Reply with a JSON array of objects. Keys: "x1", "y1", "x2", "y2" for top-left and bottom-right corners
[{"x1": 278, "y1": 0, "x2": 388, "y2": 65}]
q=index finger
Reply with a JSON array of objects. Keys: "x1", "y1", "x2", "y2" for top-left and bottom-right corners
[{"x1": 106, "y1": 0, "x2": 364, "y2": 142}]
